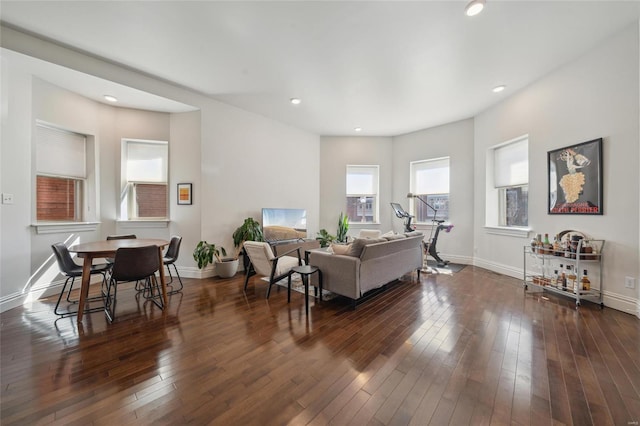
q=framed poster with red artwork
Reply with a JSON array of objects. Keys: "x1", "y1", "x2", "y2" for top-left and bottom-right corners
[{"x1": 548, "y1": 138, "x2": 603, "y2": 215}]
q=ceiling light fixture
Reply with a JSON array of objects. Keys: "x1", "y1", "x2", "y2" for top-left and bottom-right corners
[
  {"x1": 290, "y1": 98, "x2": 301, "y2": 105},
  {"x1": 354, "y1": 127, "x2": 362, "y2": 132},
  {"x1": 465, "y1": 0, "x2": 485, "y2": 17},
  {"x1": 492, "y1": 85, "x2": 506, "y2": 93},
  {"x1": 103, "y1": 95, "x2": 118, "y2": 102}
]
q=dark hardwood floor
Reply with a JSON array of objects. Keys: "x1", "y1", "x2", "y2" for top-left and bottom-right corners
[{"x1": 1, "y1": 266, "x2": 639, "y2": 425}]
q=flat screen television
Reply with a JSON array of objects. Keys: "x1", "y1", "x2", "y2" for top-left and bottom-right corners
[{"x1": 262, "y1": 208, "x2": 307, "y2": 242}]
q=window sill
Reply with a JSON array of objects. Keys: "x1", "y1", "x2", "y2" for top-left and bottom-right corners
[
  {"x1": 484, "y1": 226, "x2": 531, "y2": 238},
  {"x1": 348, "y1": 222, "x2": 381, "y2": 227},
  {"x1": 32, "y1": 222, "x2": 100, "y2": 235},
  {"x1": 117, "y1": 219, "x2": 170, "y2": 229}
]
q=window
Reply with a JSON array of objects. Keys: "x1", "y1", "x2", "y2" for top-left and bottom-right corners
[
  {"x1": 489, "y1": 136, "x2": 529, "y2": 227},
  {"x1": 410, "y1": 157, "x2": 450, "y2": 222},
  {"x1": 121, "y1": 140, "x2": 168, "y2": 220},
  {"x1": 346, "y1": 165, "x2": 379, "y2": 223},
  {"x1": 35, "y1": 124, "x2": 86, "y2": 222}
]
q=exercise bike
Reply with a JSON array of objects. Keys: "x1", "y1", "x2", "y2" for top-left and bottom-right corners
[
  {"x1": 390, "y1": 202, "x2": 415, "y2": 233},
  {"x1": 423, "y1": 219, "x2": 454, "y2": 267},
  {"x1": 393, "y1": 196, "x2": 454, "y2": 268}
]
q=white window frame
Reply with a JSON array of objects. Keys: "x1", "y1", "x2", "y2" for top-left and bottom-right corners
[
  {"x1": 485, "y1": 135, "x2": 530, "y2": 237},
  {"x1": 346, "y1": 165, "x2": 380, "y2": 224},
  {"x1": 31, "y1": 121, "x2": 99, "y2": 234},
  {"x1": 409, "y1": 157, "x2": 450, "y2": 224},
  {"x1": 120, "y1": 139, "x2": 169, "y2": 221}
]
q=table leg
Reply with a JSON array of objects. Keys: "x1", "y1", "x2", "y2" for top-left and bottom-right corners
[
  {"x1": 157, "y1": 247, "x2": 168, "y2": 307},
  {"x1": 76, "y1": 256, "x2": 93, "y2": 323}
]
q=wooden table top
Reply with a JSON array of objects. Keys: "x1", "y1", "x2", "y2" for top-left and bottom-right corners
[{"x1": 69, "y1": 238, "x2": 169, "y2": 256}]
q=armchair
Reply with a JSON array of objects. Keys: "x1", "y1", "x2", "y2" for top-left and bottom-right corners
[{"x1": 242, "y1": 241, "x2": 303, "y2": 298}]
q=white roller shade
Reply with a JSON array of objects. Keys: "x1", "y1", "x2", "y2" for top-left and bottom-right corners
[
  {"x1": 36, "y1": 125, "x2": 86, "y2": 178},
  {"x1": 126, "y1": 141, "x2": 168, "y2": 183},
  {"x1": 412, "y1": 157, "x2": 449, "y2": 194},
  {"x1": 494, "y1": 139, "x2": 528, "y2": 187},
  {"x1": 346, "y1": 165, "x2": 378, "y2": 195}
]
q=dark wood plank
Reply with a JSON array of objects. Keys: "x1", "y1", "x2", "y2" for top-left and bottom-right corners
[{"x1": 1, "y1": 266, "x2": 638, "y2": 425}]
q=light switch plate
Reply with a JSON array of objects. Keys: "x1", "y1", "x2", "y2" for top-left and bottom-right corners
[
  {"x1": 2, "y1": 193, "x2": 14, "y2": 204},
  {"x1": 625, "y1": 276, "x2": 636, "y2": 289}
]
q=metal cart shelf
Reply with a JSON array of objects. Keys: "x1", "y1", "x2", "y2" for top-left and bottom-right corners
[{"x1": 523, "y1": 239, "x2": 604, "y2": 308}]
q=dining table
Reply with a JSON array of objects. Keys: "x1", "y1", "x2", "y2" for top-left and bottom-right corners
[{"x1": 68, "y1": 238, "x2": 170, "y2": 322}]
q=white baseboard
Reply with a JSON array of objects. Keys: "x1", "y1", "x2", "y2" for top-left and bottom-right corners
[
  {"x1": 602, "y1": 291, "x2": 640, "y2": 316},
  {"x1": 0, "y1": 276, "x2": 101, "y2": 313},
  {"x1": 472, "y1": 257, "x2": 523, "y2": 280}
]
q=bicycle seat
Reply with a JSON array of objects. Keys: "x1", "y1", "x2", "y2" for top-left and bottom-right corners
[{"x1": 433, "y1": 220, "x2": 445, "y2": 224}]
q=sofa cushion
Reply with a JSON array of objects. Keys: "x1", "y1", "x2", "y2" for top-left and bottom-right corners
[
  {"x1": 330, "y1": 243, "x2": 352, "y2": 255},
  {"x1": 347, "y1": 237, "x2": 387, "y2": 257},
  {"x1": 404, "y1": 230, "x2": 423, "y2": 237},
  {"x1": 383, "y1": 233, "x2": 406, "y2": 241},
  {"x1": 358, "y1": 229, "x2": 382, "y2": 239}
]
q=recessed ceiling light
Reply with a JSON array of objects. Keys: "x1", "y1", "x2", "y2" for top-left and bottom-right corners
[
  {"x1": 492, "y1": 85, "x2": 506, "y2": 93},
  {"x1": 290, "y1": 98, "x2": 301, "y2": 105},
  {"x1": 465, "y1": 0, "x2": 485, "y2": 17},
  {"x1": 354, "y1": 127, "x2": 362, "y2": 132},
  {"x1": 104, "y1": 95, "x2": 118, "y2": 102}
]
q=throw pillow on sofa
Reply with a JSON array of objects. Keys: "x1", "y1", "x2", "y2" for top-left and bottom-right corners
[{"x1": 330, "y1": 243, "x2": 352, "y2": 255}]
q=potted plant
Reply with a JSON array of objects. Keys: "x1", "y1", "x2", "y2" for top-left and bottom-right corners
[
  {"x1": 232, "y1": 217, "x2": 264, "y2": 269},
  {"x1": 193, "y1": 241, "x2": 239, "y2": 278},
  {"x1": 336, "y1": 212, "x2": 349, "y2": 243},
  {"x1": 316, "y1": 229, "x2": 336, "y2": 248}
]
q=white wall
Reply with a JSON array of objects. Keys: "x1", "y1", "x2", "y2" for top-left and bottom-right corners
[
  {"x1": 392, "y1": 118, "x2": 475, "y2": 263},
  {"x1": 473, "y1": 23, "x2": 639, "y2": 314},
  {"x1": 0, "y1": 53, "x2": 32, "y2": 303},
  {"x1": 199, "y1": 100, "x2": 320, "y2": 269},
  {"x1": 0, "y1": 27, "x2": 320, "y2": 310},
  {"x1": 319, "y1": 136, "x2": 393, "y2": 239},
  {"x1": 0, "y1": 74, "x2": 182, "y2": 310}
]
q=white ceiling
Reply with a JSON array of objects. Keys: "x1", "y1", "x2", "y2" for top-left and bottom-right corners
[{"x1": 1, "y1": 1, "x2": 639, "y2": 136}]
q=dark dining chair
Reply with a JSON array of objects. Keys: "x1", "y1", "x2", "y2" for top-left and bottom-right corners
[
  {"x1": 103, "y1": 245, "x2": 162, "y2": 322},
  {"x1": 163, "y1": 235, "x2": 183, "y2": 294},
  {"x1": 51, "y1": 242, "x2": 110, "y2": 317},
  {"x1": 105, "y1": 234, "x2": 137, "y2": 265}
]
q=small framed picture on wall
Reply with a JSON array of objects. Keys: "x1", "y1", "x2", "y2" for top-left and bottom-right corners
[{"x1": 177, "y1": 183, "x2": 192, "y2": 205}]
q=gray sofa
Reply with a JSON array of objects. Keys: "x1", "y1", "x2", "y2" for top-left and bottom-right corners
[{"x1": 309, "y1": 232, "x2": 424, "y2": 305}]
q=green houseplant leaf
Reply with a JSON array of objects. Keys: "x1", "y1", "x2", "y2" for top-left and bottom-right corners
[
  {"x1": 315, "y1": 229, "x2": 336, "y2": 248},
  {"x1": 232, "y1": 217, "x2": 264, "y2": 255},
  {"x1": 193, "y1": 241, "x2": 227, "y2": 269},
  {"x1": 336, "y1": 212, "x2": 349, "y2": 243}
]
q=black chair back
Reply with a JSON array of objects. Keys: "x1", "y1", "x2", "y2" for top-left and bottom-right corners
[
  {"x1": 111, "y1": 246, "x2": 159, "y2": 282},
  {"x1": 164, "y1": 236, "x2": 182, "y2": 262},
  {"x1": 106, "y1": 234, "x2": 137, "y2": 240},
  {"x1": 51, "y1": 242, "x2": 81, "y2": 276}
]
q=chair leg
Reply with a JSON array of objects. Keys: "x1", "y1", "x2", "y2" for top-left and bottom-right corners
[
  {"x1": 67, "y1": 273, "x2": 105, "y2": 303},
  {"x1": 104, "y1": 278, "x2": 117, "y2": 323},
  {"x1": 146, "y1": 275, "x2": 164, "y2": 309},
  {"x1": 287, "y1": 274, "x2": 292, "y2": 302},
  {"x1": 267, "y1": 280, "x2": 273, "y2": 299},
  {"x1": 243, "y1": 263, "x2": 253, "y2": 291},
  {"x1": 55, "y1": 276, "x2": 106, "y2": 317},
  {"x1": 54, "y1": 276, "x2": 73, "y2": 316},
  {"x1": 167, "y1": 263, "x2": 183, "y2": 294}
]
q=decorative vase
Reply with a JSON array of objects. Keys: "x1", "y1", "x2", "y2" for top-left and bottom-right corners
[{"x1": 216, "y1": 258, "x2": 239, "y2": 278}]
